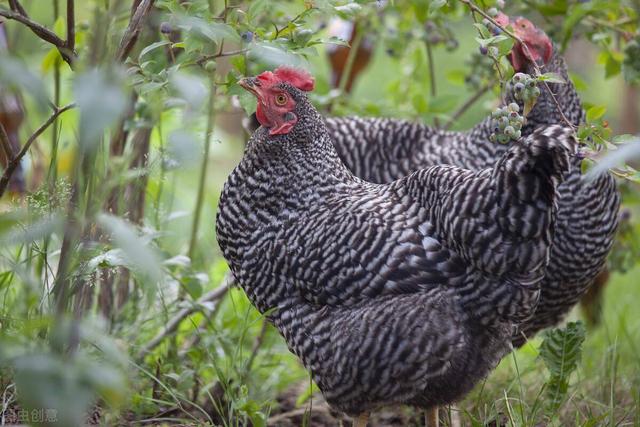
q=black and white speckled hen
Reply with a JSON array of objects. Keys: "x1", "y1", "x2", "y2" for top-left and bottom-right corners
[
  {"x1": 216, "y1": 66, "x2": 577, "y2": 424},
  {"x1": 325, "y1": 15, "x2": 620, "y2": 347}
]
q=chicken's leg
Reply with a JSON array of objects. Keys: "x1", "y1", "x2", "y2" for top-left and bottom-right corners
[
  {"x1": 425, "y1": 406, "x2": 439, "y2": 427},
  {"x1": 353, "y1": 413, "x2": 368, "y2": 427}
]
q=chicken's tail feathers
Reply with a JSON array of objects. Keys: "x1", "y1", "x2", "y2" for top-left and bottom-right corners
[{"x1": 494, "y1": 124, "x2": 577, "y2": 207}]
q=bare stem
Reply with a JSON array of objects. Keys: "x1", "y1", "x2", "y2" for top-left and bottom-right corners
[
  {"x1": 0, "y1": 103, "x2": 75, "y2": 198},
  {"x1": 0, "y1": 123, "x2": 15, "y2": 161},
  {"x1": 186, "y1": 82, "x2": 215, "y2": 261},
  {"x1": 8, "y1": 0, "x2": 28, "y2": 17},
  {"x1": 425, "y1": 39, "x2": 440, "y2": 128},
  {"x1": 0, "y1": 7, "x2": 75, "y2": 66},
  {"x1": 115, "y1": 0, "x2": 156, "y2": 62},
  {"x1": 338, "y1": 26, "x2": 363, "y2": 95},
  {"x1": 66, "y1": 0, "x2": 75, "y2": 52}
]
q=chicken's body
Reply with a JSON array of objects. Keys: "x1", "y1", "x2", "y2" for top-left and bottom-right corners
[
  {"x1": 217, "y1": 69, "x2": 576, "y2": 416},
  {"x1": 325, "y1": 47, "x2": 619, "y2": 346}
]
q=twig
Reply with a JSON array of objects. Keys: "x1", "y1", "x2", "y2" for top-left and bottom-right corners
[
  {"x1": 136, "y1": 272, "x2": 233, "y2": 359},
  {"x1": 459, "y1": 0, "x2": 575, "y2": 128},
  {"x1": 0, "y1": 7, "x2": 75, "y2": 66},
  {"x1": 425, "y1": 39, "x2": 440, "y2": 128},
  {"x1": 115, "y1": 0, "x2": 156, "y2": 62},
  {"x1": 443, "y1": 82, "x2": 494, "y2": 130},
  {"x1": 272, "y1": 8, "x2": 313, "y2": 40},
  {"x1": 0, "y1": 123, "x2": 15, "y2": 161},
  {"x1": 195, "y1": 48, "x2": 249, "y2": 65},
  {"x1": 338, "y1": 26, "x2": 363, "y2": 95},
  {"x1": 0, "y1": 103, "x2": 75, "y2": 198},
  {"x1": 186, "y1": 83, "x2": 215, "y2": 260},
  {"x1": 8, "y1": 0, "x2": 28, "y2": 17},
  {"x1": 65, "y1": 0, "x2": 75, "y2": 52}
]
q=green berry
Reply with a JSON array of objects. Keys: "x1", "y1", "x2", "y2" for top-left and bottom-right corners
[
  {"x1": 504, "y1": 125, "x2": 515, "y2": 136},
  {"x1": 531, "y1": 86, "x2": 541, "y2": 97},
  {"x1": 488, "y1": 46, "x2": 499, "y2": 57},
  {"x1": 204, "y1": 61, "x2": 217, "y2": 72},
  {"x1": 488, "y1": 7, "x2": 499, "y2": 16},
  {"x1": 526, "y1": 79, "x2": 537, "y2": 88},
  {"x1": 508, "y1": 102, "x2": 520, "y2": 113},
  {"x1": 490, "y1": 133, "x2": 497, "y2": 142},
  {"x1": 498, "y1": 116, "x2": 509, "y2": 129},
  {"x1": 513, "y1": 73, "x2": 526, "y2": 82},
  {"x1": 515, "y1": 130, "x2": 522, "y2": 139}
]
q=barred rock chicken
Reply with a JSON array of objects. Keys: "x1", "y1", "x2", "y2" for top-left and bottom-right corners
[
  {"x1": 324, "y1": 15, "x2": 620, "y2": 346},
  {"x1": 216, "y1": 66, "x2": 577, "y2": 424}
]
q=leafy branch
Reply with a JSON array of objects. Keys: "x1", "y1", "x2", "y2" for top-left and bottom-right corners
[
  {"x1": 459, "y1": 0, "x2": 575, "y2": 129},
  {"x1": 0, "y1": 3, "x2": 76, "y2": 66},
  {"x1": 0, "y1": 103, "x2": 75, "y2": 198}
]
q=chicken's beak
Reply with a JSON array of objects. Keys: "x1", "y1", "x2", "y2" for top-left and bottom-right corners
[{"x1": 239, "y1": 77, "x2": 261, "y2": 98}]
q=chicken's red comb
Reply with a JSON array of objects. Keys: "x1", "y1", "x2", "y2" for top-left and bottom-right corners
[{"x1": 256, "y1": 67, "x2": 315, "y2": 92}]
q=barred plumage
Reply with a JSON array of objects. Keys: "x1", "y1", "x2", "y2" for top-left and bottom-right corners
[
  {"x1": 216, "y1": 72, "x2": 576, "y2": 416},
  {"x1": 325, "y1": 47, "x2": 620, "y2": 347}
]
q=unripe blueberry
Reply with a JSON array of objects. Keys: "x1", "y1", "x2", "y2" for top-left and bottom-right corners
[
  {"x1": 508, "y1": 102, "x2": 520, "y2": 112},
  {"x1": 504, "y1": 125, "x2": 515, "y2": 136},
  {"x1": 513, "y1": 73, "x2": 526, "y2": 82},
  {"x1": 205, "y1": 61, "x2": 217, "y2": 72}
]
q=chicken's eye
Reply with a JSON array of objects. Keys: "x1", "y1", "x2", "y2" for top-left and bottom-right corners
[{"x1": 275, "y1": 94, "x2": 287, "y2": 106}]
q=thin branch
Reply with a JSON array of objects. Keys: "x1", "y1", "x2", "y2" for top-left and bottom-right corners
[
  {"x1": 186, "y1": 82, "x2": 215, "y2": 261},
  {"x1": 0, "y1": 7, "x2": 75, "y2": 66},
  {"x1": 115, "y1": 0, "x2": 156, "y2": 63},
  {"x1": 425, "y1": 39, "x2": 440, "y2": 128},
  {"x1": 443, "y1": 82, "x2": 494, "y2": 130},
  {"x1": 0, "y1": 103, "x2": 75, "y2": 198},
  {"x1": 136, "y1": 272, "x2": 233, "y2": 360},
  {"x1": 65, "y1": 0, "x2": 75, "y2": 52},
  {"x1": 338, "y1": 27, "x2": 363, "y2": 94},
  {"x1": 8, "y1": 0, "x2": 28, "y2": 17},
  {"x1": 0, "y1": 123, "x2": 15, "y2": 161},
  {"x1": 195, "y1": 48, "x2": 249, "y2": 65}
]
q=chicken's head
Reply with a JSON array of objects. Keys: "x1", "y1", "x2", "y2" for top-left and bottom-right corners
[
  {"x1": 239, "y1": 67, "x2": 315, "y2": 135},
  {"x1": 509, "y1": 16, "x2": 553, "y2": 72}
]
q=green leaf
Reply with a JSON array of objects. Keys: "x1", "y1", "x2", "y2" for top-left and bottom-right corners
[
  {"x1": 539, "y1": 322, "x2": 586, "y2": 415},
  {"x1": 41, "y1": 46, "x2": 63, "y2": 73},
  {"x1": 334, "y1": 3, "x2": 362, "y2": 18},
  {"x1": 247, "y1": 0, "x2": 268, "y2": 23},
  {"x1": 586, "y1": 105, "x2": 606, "y2": 122},
  {"x1": 97, "y1": 213, "x2": 162, "y2": 283},
  {"x1": 139, "y1": 40, "x2": 171, "y2": 60},
  {"x1": 74, "y1": 68, "x2": 127, "y2": 150},
  {"x1": 429, "y1": 0, "x2": 447, "y2": 12},
  {"x1": 538, "y1": 72, "x2": 565, "y2": 84}
]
